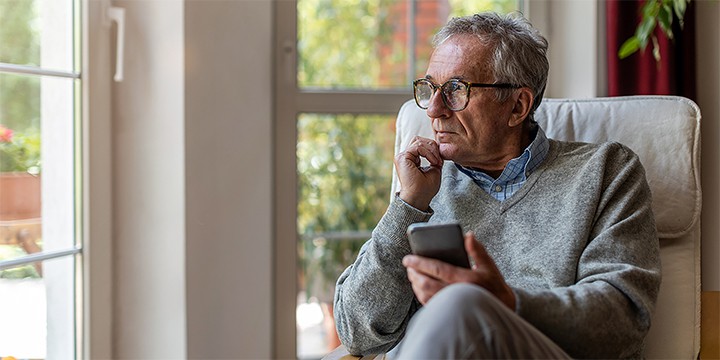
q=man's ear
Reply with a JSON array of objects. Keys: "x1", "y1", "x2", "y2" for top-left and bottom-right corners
[{"x1": 508, "y1": 87, "x2": 534, "y2": 128}]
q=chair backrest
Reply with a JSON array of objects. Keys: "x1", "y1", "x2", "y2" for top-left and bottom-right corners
[{"x1": 392, "y1": 96, "x2": 702, "y2": 359}]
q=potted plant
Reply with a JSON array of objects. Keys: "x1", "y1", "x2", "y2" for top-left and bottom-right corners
[{"x1": 0, "y1": 124, "x2": 41, "y2": 221}]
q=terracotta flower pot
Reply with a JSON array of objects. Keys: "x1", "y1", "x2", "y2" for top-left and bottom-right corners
[{"x1": 0, "y1": 172, "x2": 41, "y2": 221}]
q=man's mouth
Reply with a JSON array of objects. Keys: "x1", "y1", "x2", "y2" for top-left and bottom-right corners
[{"x1": 435, "y1": 131, "x2": 455, "y2": 142}]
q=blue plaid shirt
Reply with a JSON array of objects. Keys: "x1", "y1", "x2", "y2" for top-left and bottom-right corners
[{"x1": 456, "y1": 125, "x2": 549, "y2": 201}]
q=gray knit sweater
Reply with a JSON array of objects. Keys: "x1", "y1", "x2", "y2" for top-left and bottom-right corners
[{"x1": 334, "y1": 139, "x2": 661, "y2": 359}]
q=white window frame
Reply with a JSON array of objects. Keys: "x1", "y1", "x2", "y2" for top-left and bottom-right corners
[{"x1": 273, "y1": 2, "x2": 410, "y2": 357}]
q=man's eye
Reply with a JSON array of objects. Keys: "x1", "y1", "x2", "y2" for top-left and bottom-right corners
[{"x1": 448, "y1": 82, "x2": 464, "y2": 92}]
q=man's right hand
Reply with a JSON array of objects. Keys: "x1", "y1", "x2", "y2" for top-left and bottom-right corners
[{"x1": 394, "y1": 136, "x2": 443, "y2": 211}]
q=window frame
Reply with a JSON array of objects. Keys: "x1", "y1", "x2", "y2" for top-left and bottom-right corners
[
  {"x1": 0, "y1": 0, "x2": 98, "y2": 357},
  {"x1": 273, "y1": 2, "x2": 410, "y2": 357},
  {"x1": 81, "y1": 0, "x2": 113, "y2": 358}
]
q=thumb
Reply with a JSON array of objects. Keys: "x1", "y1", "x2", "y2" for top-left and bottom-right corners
[{"x1": 465, "y1": 231, "x2": 492, "y2": 270}]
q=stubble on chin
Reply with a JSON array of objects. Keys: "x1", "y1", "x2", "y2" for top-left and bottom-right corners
[{"x1": 438, "y1": 144, "x2": 455, "y2": 163}]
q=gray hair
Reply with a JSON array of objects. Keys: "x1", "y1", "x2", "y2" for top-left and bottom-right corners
[{"x1": 433, "y1": 12, "x2": 549, "y2": 117}]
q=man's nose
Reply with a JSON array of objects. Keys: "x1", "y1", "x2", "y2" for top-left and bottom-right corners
[{"x1": 426, "y1": 90, "x2": 452, "y2": 119}]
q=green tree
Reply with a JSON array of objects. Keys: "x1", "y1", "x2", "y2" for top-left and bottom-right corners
[
  {"x1": 297, "y1": 113, "x2": 395, "y2": 301},
  {"x1": 298, "y1": 0, "x2": 397, "y2": 88},
  {"x1": 0, "y1": 0, "x2": 41, "y2": 133}
]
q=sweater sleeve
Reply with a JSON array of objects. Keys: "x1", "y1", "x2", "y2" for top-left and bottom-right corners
[
  {"x1": 514, "y1": 144, "x2": 661, "y2": 359},
  {"x1": 333, "y1": 195, "x2": 431, "y2": 356}
]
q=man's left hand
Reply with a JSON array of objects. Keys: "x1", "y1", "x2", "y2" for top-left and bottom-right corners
[{"x1": 402, "y1": 231, "x2": 516, "y2": 309}]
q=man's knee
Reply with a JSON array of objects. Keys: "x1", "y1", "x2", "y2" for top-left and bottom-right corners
[
  {"x1": 413, "y1": 283, "x2": 509, "y2": 330},
  {"x1": 399, "y1": 284, "x2": 514, "y2": 358}
]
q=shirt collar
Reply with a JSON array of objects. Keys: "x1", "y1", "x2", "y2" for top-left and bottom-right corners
[{"x1": 455, "y1": 124, "x2": 550, "y2": 186}]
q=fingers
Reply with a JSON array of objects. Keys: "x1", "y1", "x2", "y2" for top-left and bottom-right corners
[
  {"x1": 465, "y1": 231, "x2": 487, "y2": 270},
  {"x1": 402, "y1": 136, "x2": 443, "y2": 167},
  {"x1": 465, "y1": 232, "x2": 499, "y2": 274},
  {"x1": 394, "y1": 137, "x2": 444, "y2": 211},
  {"x1": 403, "y1": 254, "x2": 476, "y2": 304},
  {"x1": 406, "y1": 267, "x2": 445, "y2": 304},
  {"x1": 403, "y1": 255, "x2": 451, "y2": 279},
  {"x1": 403, "y1": 254, "x2": 471, "y2": 283}
]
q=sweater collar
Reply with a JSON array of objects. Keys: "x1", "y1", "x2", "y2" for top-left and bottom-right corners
[{"x1": 455, "y1": 124, "x2": 550, "y2": 186}]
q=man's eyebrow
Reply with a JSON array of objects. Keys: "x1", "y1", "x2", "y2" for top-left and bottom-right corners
[{"x1": 424, "y1": 75, "x2": 467, "y2": 81}]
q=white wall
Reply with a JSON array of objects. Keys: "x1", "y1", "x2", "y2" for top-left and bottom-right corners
[
  {"x1": 184, "y1": 0, "x2": 273, "y2": 357},
  {"x1": 110, "y1": 0, "x2": 273, "y2": 357},
  {"x1": 112, "y1": 0, "x2": 187, "y2": 357},
  {"x1": 528, "y1": 0, "x2": 600, "y2": 98},
  {"x1": 696, "y1": 0, "x2": 720, "y2": 291}
]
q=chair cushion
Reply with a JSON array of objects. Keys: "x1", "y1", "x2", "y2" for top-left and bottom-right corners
[{"x1": 393, "y1": 96, "x2": 701, "y2": 239}]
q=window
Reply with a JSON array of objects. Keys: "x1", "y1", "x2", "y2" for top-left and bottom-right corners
[
  {"x1": 274, "y1": 1, "x2": 520, "y2": 358},
  {"x1": 0, "y1": 0, "x2": 82, "y2": 358}
]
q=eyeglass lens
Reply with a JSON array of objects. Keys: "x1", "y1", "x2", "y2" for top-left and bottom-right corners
[{"x1": 414, "y1": 79, "x2": 469, "y2": 111}]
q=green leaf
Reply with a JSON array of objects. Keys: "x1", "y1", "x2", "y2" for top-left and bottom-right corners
[
  {"x1": 618, "y1": 37, "x2": 641, "y2": 59},
  {"x1": 636, "y1": 17, "x2": 657, "y2": 48},
  {"x1": 673, "y1": 0, "x2": 688, "y2": 23},
  {"x1": 652, "y1": 36, "x2": 662, "y2": 62},
  {"x1": 642, "y1": 0, "x2": 660, "y2": 18},
  {"x1": 657, "y1": 3, "x2": 673, "y2": 39}
]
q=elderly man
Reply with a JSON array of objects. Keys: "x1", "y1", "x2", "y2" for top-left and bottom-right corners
[{"x1": 333, "y1": 12, "x2": 661, "y2": 359}]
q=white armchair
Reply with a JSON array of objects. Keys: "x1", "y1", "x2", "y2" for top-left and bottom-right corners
[
  {"x1": 326, "y1": 96, "x2": 702, "y2": 360},
  {"x1": 390, "y1": 96, "x2": 702, "y2": 359}
]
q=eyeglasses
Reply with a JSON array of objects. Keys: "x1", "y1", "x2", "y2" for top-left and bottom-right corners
[{"x1": 413, "y1": 78, "x2": 520, "y2": 111}]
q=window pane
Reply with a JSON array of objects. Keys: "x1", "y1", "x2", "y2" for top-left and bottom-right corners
[
  {"x1": 0, "y1": 255, "x2": 77, "y2": 359},
  {"x1": 0, "y1": 0, "x2": 75, "y2": 72},
  {"x1": 297, "y1": 0, "x2": 519, "y2": 90},
  {"x1": 0, "y1": 72, "x2": 77, "y2": 261},
  {"x1": 0, "y1": 2, "x2": 79, "y2": 360},
  {"x1": 296, "y1": 113, "x2": 395, "y2": 358}
]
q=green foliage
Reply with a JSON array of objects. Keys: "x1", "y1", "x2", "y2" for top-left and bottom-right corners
[
  {"x1": 0, "y1": 264, "x2": 39, "y2": 279},
  {"x1": 448, "y1": 0, "x2": 518, "y2": 17},
  {"x1": 0, "y1": 246, "x2": 40, "y2": 279},
  {"x1": 0, "y1": 0, "x2": 41, "y2": 134},
  {"x1": 297, "y1": 114, "x2": 395, "y2": 233},
  {"x1": 297, "y1": 114, "x2": 395, "y2": 300},
  {"x1": 0, "y1": 125, "x2": 41, "y2": 173},
  {"x1": 0, "y1": 0, "x2": 40, "y2": 66},
  {"x1": 618, "y1": 0, "x2": 690, "y2": 62},
  {"x1": 298, "y1": 0, "x2": 398, "y2": 88},
  {"x1": 298, "y1": 0, "x2": 519, "y2": 89},
  {"x1": 0, "y1": 0, "x2": 42, "y2": 279}
]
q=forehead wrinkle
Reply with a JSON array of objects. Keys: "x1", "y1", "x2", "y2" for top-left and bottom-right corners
[{"x1": 428, "y1": 36, "x2": 494, "y2": 83}]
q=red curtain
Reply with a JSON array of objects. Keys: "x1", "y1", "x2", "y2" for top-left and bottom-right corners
[{"x1": 606, "y1": 0, "x2": 696, "y2": 100}]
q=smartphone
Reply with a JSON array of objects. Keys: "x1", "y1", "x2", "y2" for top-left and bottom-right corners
[{"x1": 407, "y1": 222, "x2": 470, "y2": 268}]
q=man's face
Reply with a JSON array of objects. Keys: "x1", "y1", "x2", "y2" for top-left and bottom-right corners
[{"x1": 424, "y1": 34, "x2": 521, "y2": 170}]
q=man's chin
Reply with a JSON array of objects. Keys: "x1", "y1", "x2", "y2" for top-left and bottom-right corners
[{"x1": 438, "y1": 145, "x2": 458, "y2": 162}]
